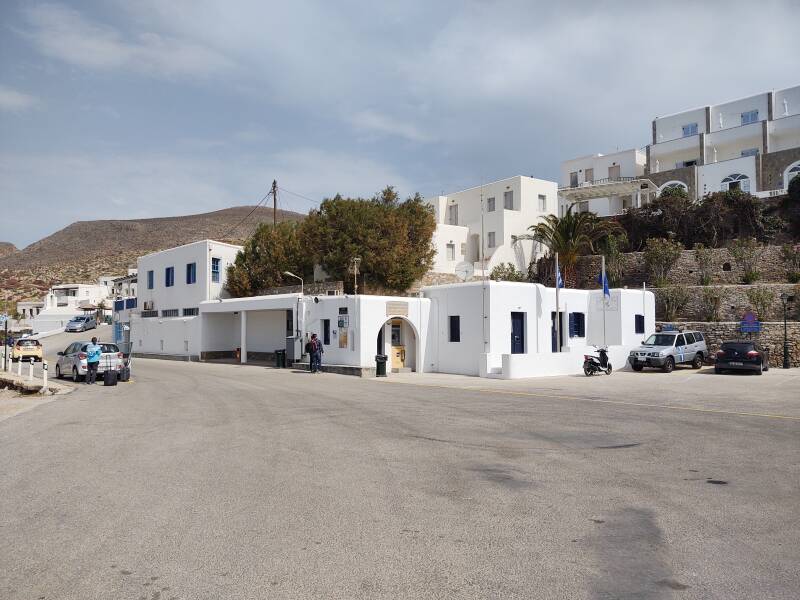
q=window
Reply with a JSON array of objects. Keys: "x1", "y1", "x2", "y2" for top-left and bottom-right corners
[
  {"x1": 161, "y1": 309, "x2": 179, "y2": 317},
  {"x1": 787, "y1": 163, "x2": 800, "y2": 187},
  {"x1": 538, "y1": 194, "x2": 547, "y2": 211},
  {"x1": 695, "y1": 332, "x2": 704, "y2": 341},
  {"x1": 147, "y1": 270, "x2": 154, "y2": 289},
  {"x1": 660, "y1": 181, "x2": 688, "y2": 195},
  {"x1": 608, "y1": 165, "x2": 621, "y2": 180},
  {"x1": 447, "y1": 204, "x2": 458, "y2": 225},
  {"x1": 503, "y1": 190, "x2": 514, "y2": 210},
  {"x1": 460, "y1": 243, "x2": 466, "y2": 255},
  {"x1": 487, "y1": 231, "x2": 496, "y2": 248},
  {"x1": 487, "y1": 197, "x2": 495, "y2": 212},
  {"x1": 446, "y1": 243, "x2": 455, "y2": 261},
  {"x1": 676, "y1": 334, "x2": 686, "y2": 347},
  {"x1": 684, "y1": 332, "x2": 696, "y2": 344},
  {"x1": 741, "y1": 110, "x2": 759, "y2": 125},
  {"x1": 186, "y1": 262, "x2": 197, "y2": 285},
  {"x1": 721, "y1": 173, "x2": 750, "y2": 192},
  {"x1": 449, "y1": 316, "x2": 461, "y2": 342},
  {"x1": 682, "y1": 122, "x2": 698, "y2": 137},
  {"x1": 570, "y1": 172, "x2": 578, "y2": 187},
  {"x1": 740, "y1": 148, "x2": 759, "y2": 157},
  {"x1": 322, "y1": 319, "x2": 330, "y2": 345},
  {"x1": 165, "y1": 266, "x2": 174, "y2": 287},
  {"x1": 182, "y1": 307, "x2": 199, "y2": 316},
  {"x1": 568, "y1": 312, "x2": 586, "y2": 338},
  {"x1": 211, "y1": 257, "x2": 221, "y2": 283},
  {"x1": 286, "y1": 310, "x2": 294, "y2": 335},
  {"x1": 584, "y1": 168, "x2": 593, "y2": 183},
  {"x1": 635, "y1": 314, "x2": 645, "y2": 334}
]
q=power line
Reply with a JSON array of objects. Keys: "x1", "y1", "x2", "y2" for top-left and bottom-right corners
[
  {"x1": 219, "y1": 187, "x2": 273, "y2": 241},
  {"x1": 278, "y1": 186, "x2": 322, "y2": 206}
]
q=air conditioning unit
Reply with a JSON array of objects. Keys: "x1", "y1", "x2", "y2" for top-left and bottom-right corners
[{"x1": 143, "y1": 301, "x2": 154, "y2": 311}]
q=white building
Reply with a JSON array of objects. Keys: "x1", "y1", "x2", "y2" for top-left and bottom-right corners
[
  {"x1": 560, "y1": 84, "x2": 800, "y2": 215},
  {"x1": 426, "y1": 176, "x2": 558, "y2": 277},
  {"x1": 31, "y1": 282, "x2": 113, "y2": 333},
  {"x1": 129, "y1": 240, "x2": 655, "y2": 380}
]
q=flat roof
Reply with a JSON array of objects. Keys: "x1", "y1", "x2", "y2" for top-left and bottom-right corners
[
  {"x1": 430, "y1": 175, "x2": 556, "y2": 199},
  {"x1": 139, "y1": 239, "x2": 243, "y2": 260}
]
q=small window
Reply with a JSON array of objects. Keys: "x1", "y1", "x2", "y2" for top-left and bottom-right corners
[
  {"x1": 538, "y1": 194, "x2": 547, "y2": 212},
  {"x1": 487, "y1": 197, "x2": 495, "y2": 212},
  {"x1": 682, "y1": 122, "x2": 698, "y2": 137},
  {"x1": 211, "y1": 257, "x2": 221, "y2": 283},
  {"x1": 446, "y1": 243, "x2": 455, "y2": 261},
  {"x1": 487, "y1": 232, "x2": 496, "y2": 248},
  {"x1": 447, "y1": 204, "x2": 458, "y2": 225},
  {"x1": 568, "y1": 312, "x2": 586, "y2": 338},
  {"x1": 322, "y1": 319, "x2": 330, "y2": 345},
  {"x1": 569, "y1": 172, "x2": 578, "y2": 187},
  {"x1": 182, "y1": 307, "x2": 199, "y2": 316},
  {"x1": 740, "y1": 148, "x2": 759, "y2": 157},
  {"x1": 449, "y1": 316, "x2": 461, "y2": 342},
  {"x1": 503, "y1": 190, "x2": 514, "y2": 210},
  {"x1": 695, "y1": 332, "x2": 704, "y2": 341},
  {"x1": 165, "y1": 267, "x2": 174, "y2": 287},
  {"x1": 684, "y1": 332, "x2": 696, "y2": 344},
  {"x1": 635, "y1": 314, "x2": 645, "y2": 334},
  {"x1": 741, "y1": 110, "x2": 759, "y2": 125},
  {"x1": 676, "y1": 334, "x2": 686, "y2": 346},
  {"x1": 460, "y1": 243, "x2": 466, "y2": 255},
  {"x1": 584, "y1": 168, "x2": 594, "y2": 183},
  {"x1": 161, "y1": 308, "x2": 179, "y2": 318},
  {"x1": 286, "y1": 310, "x2": 294, "y2": 335},
  {"x1": 186, "y1": 262, "x2": 197, "y2": 285},
  {"x1": 147, "y1": 270, "x2": 154, "y2": 289}
]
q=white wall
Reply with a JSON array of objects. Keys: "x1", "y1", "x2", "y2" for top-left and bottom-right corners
[
  {"x1": 654, "y1": 107, "x2": 707, "y2": 143},
  {"x1": 137, "y1": 240, "x2": 240, "y2": 314},
  {"x1": 698, "y1": 155, "x2": 757, "y2": 197},
  {"x1": 423, "y1": 283, "x2": 487, "y2": 375},
  {"x1": 774, "y1": 85, "x2": 800, "y2": 119},
  {"x1": 246, "y1": 310, "x2": 287, "y2": 353},
  {"x1": 709, "y1": 93, "x2": 768, "y2": 132},
  {"x1": 131, "y1": 315, "x2": 202, "y2": 356},
  {"x1": 560, "y1": 149, "x2": 645, "y2": 186},
  {"x1": 431, "y1": 224, "x2": 470, "y2": 273}
]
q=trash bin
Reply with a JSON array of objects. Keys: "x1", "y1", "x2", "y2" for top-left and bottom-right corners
[
  {"x1": 375, "y1": 354, "x2": 388, "y2": 377},
  {"x1": 275, "y1": 349, "x2": 286, "y2": 368}
]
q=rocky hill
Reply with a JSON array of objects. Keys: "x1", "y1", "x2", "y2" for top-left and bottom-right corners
[
  {"x1": 0, "y1": 242, "x2": 18, "y2": 259},
  {"x1": 0, "y1": 206, "x2": 303, "y2": 303}
]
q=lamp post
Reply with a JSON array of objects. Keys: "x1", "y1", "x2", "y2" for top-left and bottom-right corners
[
  {"x1": 779, "y1": 292, "x2": 790, "y2": 369},
  {"x1": 283, "y1": 271, "x2": 303, "y2": 339},
  {"x1": 351, "y1": 257, "x2": 362, "y2": 295}
]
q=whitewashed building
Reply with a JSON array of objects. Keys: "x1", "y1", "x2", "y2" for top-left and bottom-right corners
[
  {"x1": 426, "y1": 176, "x2": 558, "y2": 277},
  {"x1": 31, "y1": 282, "x2": 113, "y2": 333}
]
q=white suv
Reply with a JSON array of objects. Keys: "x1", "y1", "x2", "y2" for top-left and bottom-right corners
[{"x1": 628, "y1": 330, "x2": 708, "y2": 373}]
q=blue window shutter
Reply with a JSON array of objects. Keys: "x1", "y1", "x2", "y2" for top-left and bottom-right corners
[{"x1": 568, "y1": 313, "x2": 576, "y2": 337}]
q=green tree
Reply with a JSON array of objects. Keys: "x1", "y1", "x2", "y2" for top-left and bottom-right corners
[
  {"x1": 513, "y1": 205, "x2": 619, "y2": 286},
  {"x1": 781, "y1": 243, "x2": 800, "y2": 283},
  {"x1": 490, "y1": 263, "x2": 527, "y2": 282},
  {"x1": 728, "y1": 237, "x2": 764, "y2": 284},
  {"x1": 746, "y1": 286, "x2": 775, "y2": 321},
  {"x1": 596, "y1": 232, "x2": 628, "y2": 287},
  {"x1": 693, "y1": 243, "x2": 714, "y2": 285},
  {"x1": 658, "y1": 285, "x2": 690, "y2": 321},
  {"x1": 700, "y1": 286, "x2": 724, "y2": 321},
  {"x1": 226, "y1": 221, "x2": 312, "y2": 297},
  {"x1": 643, "y1": 237, "x2": 683, "y2": 287}
]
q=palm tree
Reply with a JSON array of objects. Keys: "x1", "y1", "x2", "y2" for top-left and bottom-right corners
[{"x1": 514, "y1": 205, "x2": 620, "y2": 286}]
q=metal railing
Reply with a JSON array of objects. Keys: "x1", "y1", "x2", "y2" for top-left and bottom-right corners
[{"x1": 559, "y1": 176, "x2": 640, "y2": 191}]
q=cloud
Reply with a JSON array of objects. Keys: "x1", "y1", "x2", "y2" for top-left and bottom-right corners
[
  {"x1": 0, "y1": 86, "x2": 39, "y2": 112},
  {"x1": 350, "y1": 110, "x2": 434, "y2": 143},
  {"x1": 20, "y1": 3, "x2": 235, "y2": 79}
]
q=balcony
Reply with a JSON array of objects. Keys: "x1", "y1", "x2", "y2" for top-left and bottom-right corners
[{"x1": 558, "y1": 177, "x2": 657, "y2": 201}]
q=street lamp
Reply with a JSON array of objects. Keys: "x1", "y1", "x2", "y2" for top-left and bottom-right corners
[
  {"x1": 283, "y1": 271, "x2": 303, "y2": 339},
  {"x1": 351, "y1": 257, "x2": 362, "y2": 295},
  {"x1": 283, "y1": 271, "x2": 303, "y2": 297},
  {"x1": 779, "y1": 292, "x2": 790, "y2": 369}
]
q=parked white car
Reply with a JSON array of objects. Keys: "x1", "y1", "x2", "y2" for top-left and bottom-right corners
[
  {"x1": 55, "y1": 341, "x2": 123, "y2": 382},
  {"x1": 65, "y1": 315, "x2": 97, "y2": 332}
]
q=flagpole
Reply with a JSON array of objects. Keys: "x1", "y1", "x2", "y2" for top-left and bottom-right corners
[
  {"x1": 555, "y1": 252, "x2": 561, "y2": 353},
  {"x1": 601, "y1": 255, "x2": 607, "y2": 347}
]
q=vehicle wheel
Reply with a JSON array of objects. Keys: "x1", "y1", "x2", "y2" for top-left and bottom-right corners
[
  {"x1": 662, "y1": 357, "x2": 675, "y2": 373},
  {"x1": 756, "y1": 363, "x2": 763, "y2": 375},
  {"x1": 632, "y1": 363, "x2": 644, "y2": 372},
  {"x1": 55, "y1": 364, "x2": 62, "y2": 379},
  {"x1": 606, "y1": 364, "x2": 613, "y2": 375},
  {"x1": 72, "y1": 367, "x2": 83, "y2": 383},
  {"x1": 764, "y1": 362, "x2": 769, "y2": 372},
  {"x1": 583, "y1": 364, "x2": 594, "y2": 377},
  {"x1": 691, "y1": 353, "x2": 703, "y2": 369}
]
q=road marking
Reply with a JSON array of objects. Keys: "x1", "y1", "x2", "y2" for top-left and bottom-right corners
[{"x1": 376, "y1": 380, "x2": 800, "y2": 422}]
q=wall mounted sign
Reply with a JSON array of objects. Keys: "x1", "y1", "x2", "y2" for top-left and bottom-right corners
[{"x1": 386, "y1": 301, "x2": 408, "y2": 316}]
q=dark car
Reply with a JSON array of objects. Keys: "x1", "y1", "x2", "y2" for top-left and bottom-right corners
[{"x1": 715, "y1": 341, "x2": 770, "y2": 375}]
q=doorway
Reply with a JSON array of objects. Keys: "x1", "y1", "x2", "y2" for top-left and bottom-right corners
[
  {"x1": 376, "y1": 317, "x2": 417, "y2": 373},
  {"x1": 551, "y1": 311, "x2": 565, "y2": 352},
  {"x1": 511, "y1": 312, "x2": 525, "y2": 354}
]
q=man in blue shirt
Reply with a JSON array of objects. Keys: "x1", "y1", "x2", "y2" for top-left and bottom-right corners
[{"x1": 85, "y1": 336, "x2": 102, "y2": 384}]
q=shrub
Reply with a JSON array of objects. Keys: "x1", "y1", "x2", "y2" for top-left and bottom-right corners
[
  {"x1": 490, "y1": 262, "x2": 527, "y2": 282},
  {"x1": 728, "y1": 238, "x2": 764, "y2": 284},
  {"x1": 658, "y1": 285, "x2": 690, "y2": 321},
  {"x1": 644, "y1": 237, "x2": 683, "y2": 287},
  {"x1": 746, "y1": 286, "x2": 775, "y2": 321},
  {"x1": 699, "y1": 286, "x2": 724, "y2": 321},
  {"x1": 781, "y1": 243, "x2": 800, "y2": 283},
  {"x1": 597, "y1": 232, "x2": 628, "y2": 287},
  {"x1": 693, "y1": 243, "x2": 714, "y2": 285}
]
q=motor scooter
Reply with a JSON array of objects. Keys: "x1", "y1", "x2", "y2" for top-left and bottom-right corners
[{"x1": 583, "y1": 347, "x2": 612, "y2": 376}]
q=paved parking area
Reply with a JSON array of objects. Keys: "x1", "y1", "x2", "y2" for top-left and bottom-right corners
[{"x1": 1, "y1": 359, "x2": 798, "y2": 599}]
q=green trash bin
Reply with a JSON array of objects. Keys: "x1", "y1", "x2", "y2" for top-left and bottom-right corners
[
  {"x1": 375, "y1": 354, "x2": 388, "y2": 377},
  {"x1": 275, "y1": 349, "x2": 286, "y2": 368}
]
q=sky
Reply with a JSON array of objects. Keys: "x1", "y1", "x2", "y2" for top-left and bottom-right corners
[{"x1": 1, "y1": 0, "x2": 798, "y2": 248}]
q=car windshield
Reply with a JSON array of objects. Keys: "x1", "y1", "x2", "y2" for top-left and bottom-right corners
[
  {"x1": 644, "y1": 334, "x2": 676, "y2": 346},
  {"x1": 721, "y1": 342, "x2": 754, "y2": 353},
  {"x1": 81, "y1": 343, "x2": 119, "y2": 353},
  {"x1": 69, "y1": 317, "x2": 85, "y2": 322},
  {"x1": 17, "y1": 339, "x2": 40, "y2": 347}
]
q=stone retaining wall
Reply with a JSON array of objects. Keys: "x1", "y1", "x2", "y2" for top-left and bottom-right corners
[
  {"x1": 576, "y1": 245, "x2": 792, "y2": 288},
  {"x1": 656, "y1": 321, "x2": 800, "y2": 368},
  {"x1": 651, "y1": 283, "x2": 800, "y2": 321}
]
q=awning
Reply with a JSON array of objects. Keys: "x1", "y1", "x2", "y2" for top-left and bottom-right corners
[{"x1": 559, "y1": 178, "x2": 657, "y2": 201}]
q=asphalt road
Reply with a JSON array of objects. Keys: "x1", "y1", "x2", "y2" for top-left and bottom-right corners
[{"x1": 1, "y1": 360, "x2": 798, "y2": 599}]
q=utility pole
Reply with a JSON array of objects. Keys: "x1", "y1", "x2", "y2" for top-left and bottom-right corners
[{"x1": 271, "y1": 179, "x2": 278, "y2": 226}]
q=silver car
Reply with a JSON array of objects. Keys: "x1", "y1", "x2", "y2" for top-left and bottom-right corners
[
  {"x1": 55, "y1": 341, "x2": 123, "y2": 382},
  {"x1": 65, "y1": 315, "x2": 97, "y2": 332},
  {"x1": 628, "y1": 330, "x2": 708, "y2": 373}
]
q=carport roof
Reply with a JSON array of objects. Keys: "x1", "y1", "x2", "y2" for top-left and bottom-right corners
[{"x1": 199, "y1": 293, "x2": 300, "y2": 313}]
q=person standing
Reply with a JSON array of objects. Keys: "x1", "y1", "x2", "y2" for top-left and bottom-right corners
[
  {"x1": 307, "y1": 333, "x2": 323, "y2": 374},
  {"x1": 85, "y1": 336, "x2": 102, "y2": 384}
]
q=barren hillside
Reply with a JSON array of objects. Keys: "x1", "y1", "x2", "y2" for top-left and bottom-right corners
[
  {"x1": 0, "y1": 242, "x2": 18, "y2": 259},
  {"x1": 0, "y1": 206, "x2": 303, "y2": 302}
]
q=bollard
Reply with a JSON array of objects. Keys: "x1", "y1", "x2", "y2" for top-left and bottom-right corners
[
  {"x1": 17, "y1": 357, "x2": 22, "y2": 376},
  {"x1": 28, "y1": 357, "x2": 35, "y2": 381},
  {"x1": 40, "y1": 360, "x2": 48, "y2": 394}
]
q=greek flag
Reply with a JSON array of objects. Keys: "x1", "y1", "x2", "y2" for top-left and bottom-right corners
[
  {"x1": 556, "y1": 264, "x2": 564, "y2": 288},
  {"x1": 597, "y1": 271, "x2": 610, "y2": 299}
]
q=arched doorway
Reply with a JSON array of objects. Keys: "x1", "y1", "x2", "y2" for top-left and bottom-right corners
[{"x1": 376, "y1": 316, "x2": 417, "y2": 373}]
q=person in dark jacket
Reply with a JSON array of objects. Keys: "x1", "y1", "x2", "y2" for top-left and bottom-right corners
[{"x1": 306, "y1": 333, "x2": 323, "y2": 373}]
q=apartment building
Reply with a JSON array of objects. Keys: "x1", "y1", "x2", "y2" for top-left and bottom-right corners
[
  {"x1": 426, "y1": 176, "x2": 557, "y2": 276},
  {"x1": 560, "y1": 84, "x2": 800, "y2": 215}
]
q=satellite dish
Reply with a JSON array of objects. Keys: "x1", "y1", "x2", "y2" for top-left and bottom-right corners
[{"x1": 455, "y1": 261, "x2": 474, "y2": 281}]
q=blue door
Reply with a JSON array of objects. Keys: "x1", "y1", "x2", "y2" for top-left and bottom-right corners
[{"x1": 511, "y1": 312, "x2": 525, "y2": 354}]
